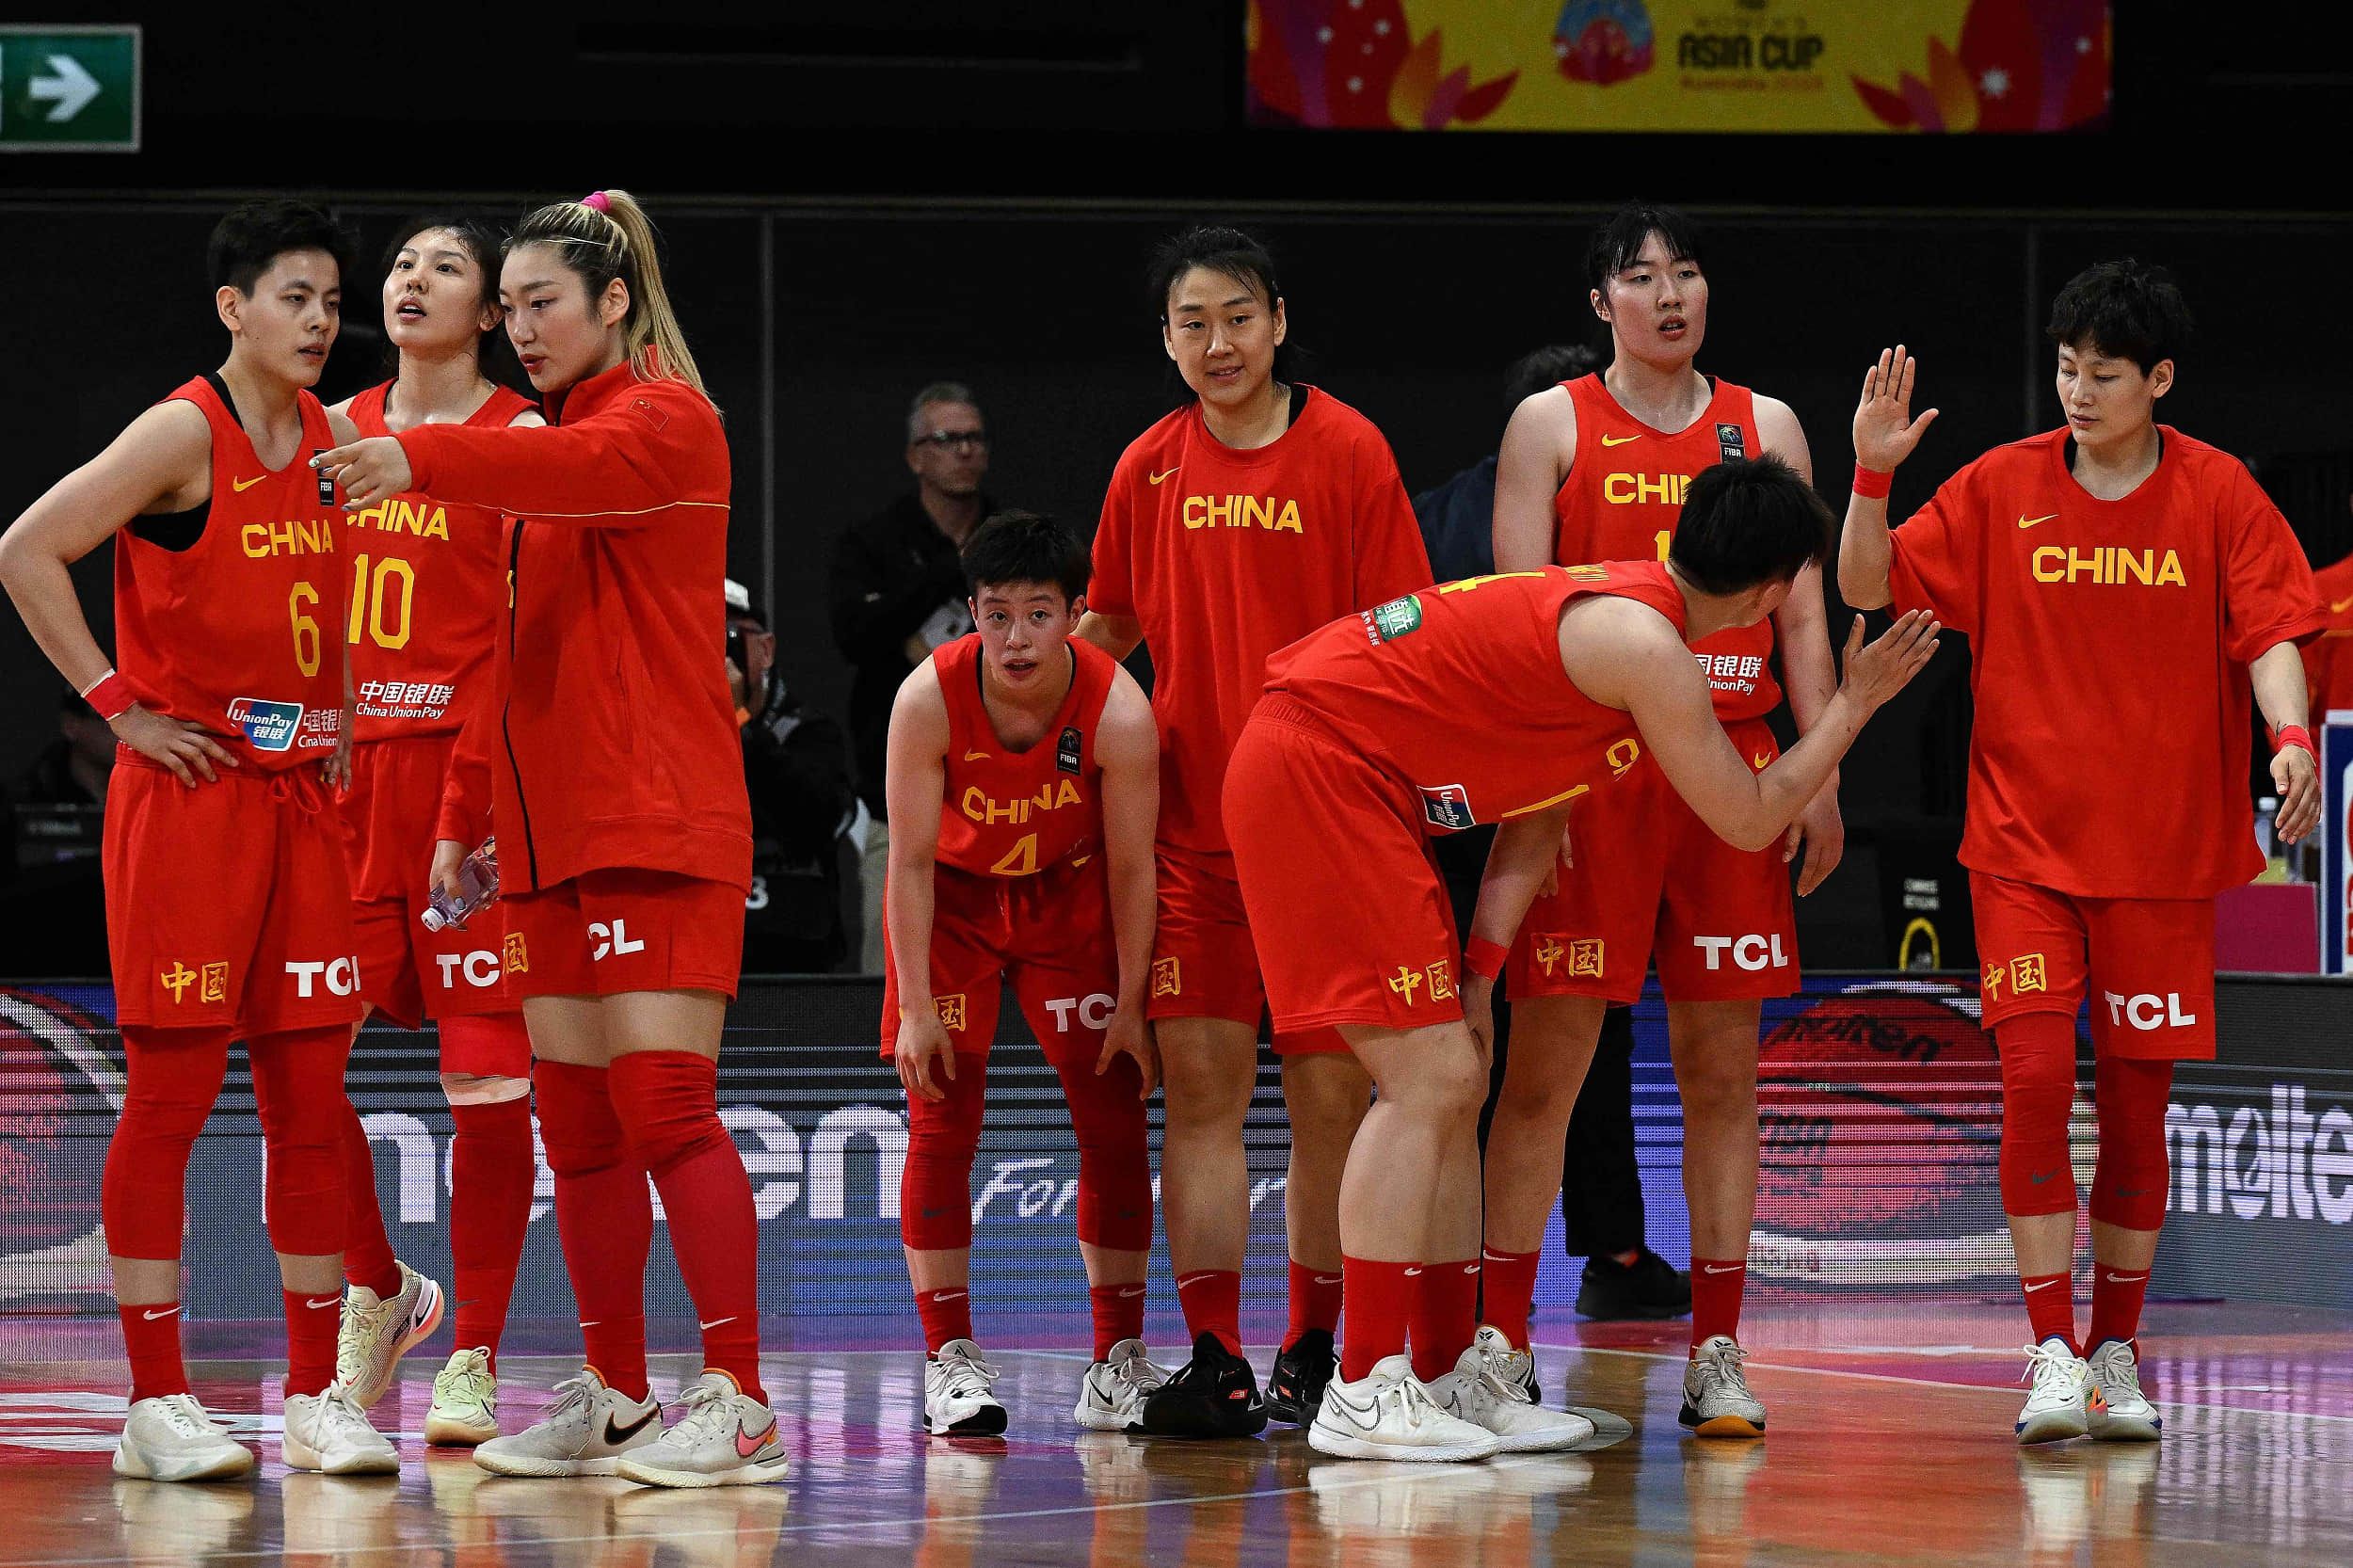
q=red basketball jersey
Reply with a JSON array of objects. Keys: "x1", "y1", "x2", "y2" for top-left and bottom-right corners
[
  {"x1": 1261, "y1": 562, "x2": 1673, "y2": 832},
  {"x1": 344, "y1": 382, "x2": 534, "y2": 743},
  {"x1": 933, "y1": 633, "x2": 1118, "y2": 878},
  {"x1": 114, "y1": 375, "x2": 350, "y2": 770},
  {"x1": 1553, "y1": 373, "x2": 1779, "y2": 721}
]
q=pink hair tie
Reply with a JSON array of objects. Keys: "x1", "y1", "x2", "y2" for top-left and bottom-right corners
[{"x1": 581, "y1": 191, "x2": 611, "y2": 213}]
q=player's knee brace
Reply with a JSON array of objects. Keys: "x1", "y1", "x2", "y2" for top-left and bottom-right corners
[
  {"x1": 248, "y1": 1025, "x2": 357, "y2": 1256},
  {"x1": 607, "y1": 1051, "x2": 728, "y2": 1179},
  {"x1": 2089, "y1": 1057, "x2": 2173, "y2": 1231},
  {"x1": 534, "y1": 1060, "x2": 630, "y2": 1177},
  {"x1": 1055, "y1": 1056, "x2": 1152, "y2": 1253},
  {"x1": 1996, "y1": 1014, "x2": 2078, "y2": 1218},
  {"x1": 104, "y1": 1028, "x2": 233, "y2": 1258},
  {"x1": 901, "y1": 1057, "x2": 985, "y2": 1251}
]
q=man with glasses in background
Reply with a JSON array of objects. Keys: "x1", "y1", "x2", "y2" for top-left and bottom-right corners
[{"x1": 830, "y1": 384, "x2": 1007, "y2": 970}]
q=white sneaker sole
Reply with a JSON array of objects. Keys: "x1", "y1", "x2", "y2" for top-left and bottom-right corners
[
  {"x1": 281, "y1": 1434, "x2": 399, "y2": 1476},
  {"x1": 1073, "y1": 1388, "x2": 1139, "y2": 1432},
  {"x1": 346, "y1": 1277, "x2": 446, "y2": 1410},
  {"x1": 472, "y1": 1446, "x2": 637, "y2": 1478},
  {"x1": 424, "y1": 1408, "x2": 499, "y2": 1447},
  {"x1": 2089, "y1": 1409, "x2": 2161, "y2": 1442},
  {"x1": 1306, "y1": 1418, "x2": 1499, "y2": 1463},
  {"x1": 1486, "y1": 1417, "x2": 1597, "y2": 1453},
  {"x1": 2015, "y1": 1408, "x2": 2089, "y2": 1445},
  {"x1": 112, "y1": 1439, "x2": 256, "y2": 1483},
  {"x1": 614, "y1": 1454, "x2": 792, "y2": 1488}
]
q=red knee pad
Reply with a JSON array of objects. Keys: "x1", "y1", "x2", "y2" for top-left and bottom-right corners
[
  {"x1": 438, "y1": 1012, "x2": 534, "y2": 1081},
  {"x1": 104, "y1": 1028, "x2": 232, "y2": 1259},
  {"x1": 2090, "y1": 1058, "x2": 2173, "y2": 1230},
  {"x1": 1054, "y1": 1054, "x2": 1152, "y2": 1253},
  {"x1": 534, "y1": 1060, "x2": 629, "y2": 1176},
  {"x1": 607, "y1": 1051, "x2": 729, "y2": 1179},
  {"x1": 902, "y1": 1057, "x2": 985, "y2": 1251},
  {"x1": 1996, "y1": 1015, "x2": 2078, "y2": 1218},
  {"x1": 249, "y1": 1025, "x2": 358, "y2": 1256}
]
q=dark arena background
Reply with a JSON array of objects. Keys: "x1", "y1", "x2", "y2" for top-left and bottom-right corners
[{"x1": 1, "y1": 5, "x2": 2350, "y2": 1564}]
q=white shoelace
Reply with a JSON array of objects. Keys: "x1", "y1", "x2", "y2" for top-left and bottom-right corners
[
  {"x1": 1693, "y1": 1341, "x2": 1755, "y2": 1402},
  {"x1": 2090, "y1": 1345, "x2": 2146, "y2": 1404},
  {"x1": 536, "y1": 1374, "x2": 599, "y2": 1429},
  {"x1": 663, "y1": 1380, "x2": 743, "y2": 1445},
  {"x1": 1108, "y1": 1349, "x2": 1171, "y2": 1395},
  {"x1": 936, "y1": 1351, "x2": 1000, "y2": 1402},
  {"x1": 313, "y1": 1391, "x2": 381, "y2": 1446},
  {"x1": 2021, "y1": 1342, "x2": 2087, "y2": 1400},
  {"x1": 154, "y1": 1395, "x2": 216, "y2": 1440},
  {"x1": 1388, "y1": 1374, "x2": 1447, "y2": 1431}
]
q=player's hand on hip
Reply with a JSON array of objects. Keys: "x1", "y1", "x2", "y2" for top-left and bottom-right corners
[
  {"x1": 1837, "y1": 611, "x2": 1940, "y2": 711},
  {"x1": 312, "y1": 437, "x2": 412, "y2": 509},
  {"x1": 112, "y1": 704, "x2": 236, "y2": 787},
  {"x1": 1097, "y1": 1006, "x2": 1160, "y2": 1100},
  {"x1": 1852, "y1": 345, "x2": 1940, "y2": 475},
  {"x1": 2272, "y1": 744, "x2": 2321, "y2": 844},
  {"x1": 1785, "y1": 783, "x2": 1845, "y2": 896},
  {"x1": 895, "y1": 1009, "x2": 959, "y2": 1103}
]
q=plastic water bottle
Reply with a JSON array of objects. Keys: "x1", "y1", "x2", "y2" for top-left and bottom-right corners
[{"x1": 422, "y1": 838, "x2": 499, "y2": 932}]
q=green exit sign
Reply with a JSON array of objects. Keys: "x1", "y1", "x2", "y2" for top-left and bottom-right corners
[{"x1": 0, "y1": 25, "x2": 139, "y2": 152}]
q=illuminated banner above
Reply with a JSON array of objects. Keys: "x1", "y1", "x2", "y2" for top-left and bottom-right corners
[{"x1": 1245, "y1": 0, "x2": 2111, "y2": 133}]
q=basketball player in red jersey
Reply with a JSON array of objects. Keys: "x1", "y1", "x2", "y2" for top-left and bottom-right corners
[
  {"x1": 881, "y1": 512, "x2": 1163, "y2": 1434},
  {"x1": 2300, "y1": 530, "x2": 2353, "y2": 720},
  {"x1": 0, "y1": 200, "x2": 401, "y2": 1479},
  {"x1": 325, "y1": 217, "x2": 545, "y2": 1446},
  {"x1": 1485, "y1": 204, "x2": 1839, "y2": 1437},
  {"x1": 1224, "y1": 460, "x2": 1937, "y2": 1459},
  {"x1": 1839, "y1": 262, "x2": 2323, "y2": 1444},
  {"x1": 1076, "y1": 226, "x2": 1434, "y2": 1437},
  {"x1": 320, "y1": 191, "x2": 780, "y2": 1488}
]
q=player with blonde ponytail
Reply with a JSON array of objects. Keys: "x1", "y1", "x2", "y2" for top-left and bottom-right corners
[{"x1": 317, "y1": 190, "x2": 782, "y2": 1488}]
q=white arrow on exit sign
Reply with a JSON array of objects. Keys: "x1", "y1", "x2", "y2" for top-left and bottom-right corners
[{"x1": 29, "y1": 55, "x2": 99, "y2": 122}]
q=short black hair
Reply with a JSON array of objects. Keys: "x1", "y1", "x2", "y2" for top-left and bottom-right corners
[
  {"x1": 1587, "y1": 202, "x2": 1704, "y2": 296},
  {"x1": 1669, "y1": 456, "x2": 1832, "y2": 594},
  {"x1": 1150, "y1": 225, "x2": 1281, "y2": 320},
  {"x1": 963, "y1": 510, "x2": 1090, "y2": 602},
  {"x1": 1504, "y1": 344, "x2": 1603, "y2": 422},
  {"x1": 2046, "y1": 259, "x2": 2192, "y2": 374},
  {"x1": 209, "y1": 199, "x2": 350, "y2": 296}
]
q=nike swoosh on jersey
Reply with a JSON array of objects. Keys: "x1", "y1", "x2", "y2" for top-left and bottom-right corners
[
  {"x1": 1753, "y1": 752, "x2": 1773, "y2": 770},
  {"x1": 1600, "y1": 434, "x2": 1641, "y2": 447},
  {"x1": 2016, "y1": 513, "x2": 2057, "y2": 529},
  {"x1": 2332, "y1": 595, "x2": 2353, "y2": 614},
  {"x1": 962, "y1": 750, "x2": 990, "y2": 761},
  {"x1": 232, "y1": 474, "x2": 268, "y2": 492},
  {"x1": 603, "y1": 1407, "x2": 660, "y2": 1445},
  {"x1": 1147, "y1": 467, "x2": 1180, "y2": 485}
]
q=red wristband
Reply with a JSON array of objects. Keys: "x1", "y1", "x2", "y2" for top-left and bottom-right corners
[
  {"x1": 1850, "y1": 462, "x2": 1894, "y2": 500},
  {"x1": 1465, "y1": 936, "x2": 1508, "y2": 982},
  {"x1": 2275, "y1": 725, "x2": 2316, "y2": 761},
  {"x1": 80, "y1": 671, "x2": 135, "y2": 722}
]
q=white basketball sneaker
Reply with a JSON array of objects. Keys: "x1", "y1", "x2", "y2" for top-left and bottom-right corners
[
  {"x1": 1679, "y1": 1336, "x2": 1767, "y2": 1438},
  {"x1": 336, "y1": 1262, "x2": 444, "y2": 1409},
  {"x1": 474, "y1": 1368, "x2": 663, "y2": 1477},
  {"x1": 1306, "y1": 1353, "x2": 1502, "y2": 1462},
  {"x1": 112, "y1": 1394, "x2": 256, "y2": 1482},
  {"x1": 924, "y1": 1339, "x2": 1008, "y2": 1435},
  {"x1": 614, "y1": 1371, "x2": 791, "y2": 1488},
  {"x1": 424, "y1": 1347, "x2": 500, "y2": 1447},
  {"x1": 2016, "y1": 1337, "x2": 2096, "y2": 1444},
  {"x1": 282, "y1": 1386, "x2": 399, "y2": 1475},
  {"x1": 1426, "y1": 1326, "x2": 1596, "y2": 1452},
  {"x1": 1075, "y1": 1338, "x2": 1168, "y2": 1432},
  {"x1": 2085, "y1": 1339, "x2": 2161, "y2": 1441}
]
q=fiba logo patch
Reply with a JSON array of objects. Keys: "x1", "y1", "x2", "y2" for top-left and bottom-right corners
[{"x1": 0, "y1": 988, "x2": 122, "y2": 1307}]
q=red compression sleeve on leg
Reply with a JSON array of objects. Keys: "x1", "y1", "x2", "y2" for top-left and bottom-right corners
[
  {"x1": 446, "y1": 1093, "x2": 536, "y2": 1368},
  {"x1": 1996, "y1": 1014, "x2": 2080, "y2": 1217},
  {"x1": 2089, "y1": 1057, "x2": 2173, "y2": 1232},
  {"x1": 104, "y1": 1028, "x2": 232, "y2": 1260},
  {"x1": 1050, "y1": 1050, "x2": 1153, "y2": 1253},
  {"x1": 901, "y1": 1054, "x2": 984, "y2": 1252},
  {"x1": 534, "y1": 1060, "x2": 652, "y2": 1400},
  {"x1": 339, "y1": 1096, "x2": 404, "y2": 1298},
  {"x1": 248, "y1": 1026, "x2": 357, "y2": 1259}
]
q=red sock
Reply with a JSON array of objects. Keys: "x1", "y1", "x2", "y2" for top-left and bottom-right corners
[
  {"x1": 1410, "y1": 1258, "x2": 1481, "y2": 1383},
  {"x1": 1689, "y1": 1257, "x2": 1748, "y2": 1352},
  {"x1": 2022, "y1": 1272, "x2": 2078, "y2": 1353},
  {"x1": 1088, "y1": 1283, "x2": 1145, "y2": 1362},
  {"x1": 1340, "y1": 1257, "x2": 1415, "y2": 1382},
  {"x1": 1285, "y1": 1258, "x2": 1344, "y2": 1348},
  {"x1": 283, "y1": 1288, "x2": 342, "y2": 1397},
  {"x1": 2087, "y1": 1266, "x2": 2150, "y2": 1353},
  {"x1": 534, "y1": 1061, "x2": 653, "y2": 1401},
  {"x1": 339, "y1": 1099, "x2": 404, "y2": 1300},
  {"x1": 917, "y1": 1287, "x2": 974, "y2": 1353},
  {"x1": 119, "y1": 1303, "x2": 187, "y2": 1403},
  {"x1": 608, "y1": 1051, "x2": 765, "y2": 1404},
  {"x1": 448, "y1": 1096, "x2": 536, "y2": 1370},
  {"x1": 1480, "y1": 1247, "x2": 1542, "y2": 1351},
  {"x1": 1175, "y1": 1270, "x2": 1243, "y2": 1355}
]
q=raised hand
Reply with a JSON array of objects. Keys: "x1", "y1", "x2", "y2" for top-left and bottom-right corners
[
  {"x1": 1853, "y1": 345, "x2": 1940, "y2": 476},
  {"x1": 1837, "y1": 611, "x2": 1941, "y2": 711}
]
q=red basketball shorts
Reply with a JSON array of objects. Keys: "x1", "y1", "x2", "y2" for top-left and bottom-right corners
[
  {"x1": 503, "y1": 869, "x2": 744, "y2": 1000},
  {"x1": 878, "y1": 856, "x2": 1119, "y2": 1063},
  {"x1": 1148, "y1": 841, "x2": 1347, "y2": 1056},
  {"x1": 1224, "y1": 699, "x2": 1465, "y2": 1036},
  {"x1": 1971, "y1": 872, "x2": 2216, "y2": 1061},
  {"x1": 104, "y1": 757, "x2": 363, "y2": 1037},
  {"x1": 341, "y1": 734, "x2": 518, "y2": 1030},
  {"x1": 1509, "y1": 717, "x2": 1798, "y2": 1006}
]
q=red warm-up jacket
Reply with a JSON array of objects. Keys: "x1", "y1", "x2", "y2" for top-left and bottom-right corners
[{"x1": 402, "y1": 359, "x2": 752, "y2": 895}]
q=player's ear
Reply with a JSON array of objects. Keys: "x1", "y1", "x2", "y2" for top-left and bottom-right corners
[
  {"x1": 1590, "y1": 287, "x2": 1609, "y2": 325},
  {"x1": 216, "y1": 285, "x2": 245, "y2": 336},
  {"x1": 2148, "y1": 359, "x2": 2175, "y2": 400},
  {"x1": 1270, "y1": 296, "x2": 1287, "y2": 346},
  {"x1": 1161, "y1": 319, "x2": 1178, "y2": 363},
  {"x1": 599, "y1": 276, "x2": 631, "y2": 330},
  {"x1": 1069, "y1": 592, "x2": 1086, "y2": 621}
]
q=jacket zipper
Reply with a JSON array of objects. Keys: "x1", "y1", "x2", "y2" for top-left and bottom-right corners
[{"x1": 503, "y1": 523, "x2": 541, "y2": 888}]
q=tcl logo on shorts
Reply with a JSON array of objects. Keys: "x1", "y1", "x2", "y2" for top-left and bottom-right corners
[
  {"x1": 284, "y1": 956, "x2": 360, "y2": 998},
  {"x1": 2105, "y1": 991, "x2": 2198, "y2": 1031},
  {"x1": 1043, "y1": 994, "x2": 1114, "y2": 1032},
  {"x1": 435, "y1": 952, "x2": 504, "y2": 990},
  {"x1": 589, "y1": 920, "x2": 647, "y2": 962},
  {"x1": 1692, "y1": 934, "x2": 1790, "y2": 971}
]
